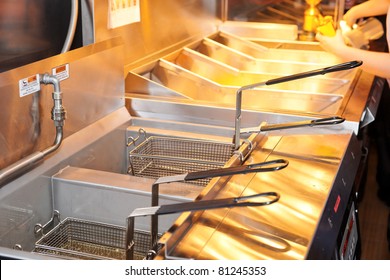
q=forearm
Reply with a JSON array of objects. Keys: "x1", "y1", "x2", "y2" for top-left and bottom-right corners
[
  {"x1": 347, "y1": 0, "x2": 390, "y2": 19},
  {"x1": 333, "y1": 45, "x2": 390, "y2": 78}
]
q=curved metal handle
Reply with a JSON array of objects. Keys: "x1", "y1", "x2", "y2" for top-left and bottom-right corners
[
  {"x1": 184, "y1": 159, "x2": 289, "y2": 181},
  {"x1": 255, "y1": 116, "x2": 346, "y2": 132},
  {"x1": 131, "y1": 192, "x2": 281, "y2": 217},
  {"x1": 233, "y1": 192, "x2": 280, "y2": 207},
  {"x1": 127, "y1": 128, "x2": 147, "y2": 147},
  {"x1": 310, "y1": 116, "x2": 345, "y2": 126},
  {"x1": 156, "y1": 192, "x2": 281, "y2": 214},
  {"x1": 265, "y1": 60, "x2": 362, "y2": 86},
  {"x1": 245, "y1": 159, "x2": 289, "y2": 171}
]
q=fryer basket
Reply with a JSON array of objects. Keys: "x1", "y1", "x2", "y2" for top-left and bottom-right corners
[
  {"x1": 34, "y1": 217, "x2": 160, "y2": 260},
  {"x1": 128, "y1": 135, "x2": 235, "y2": 186}
]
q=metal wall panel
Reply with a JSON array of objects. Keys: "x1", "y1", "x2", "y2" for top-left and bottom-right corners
[
  {"x1": 0, "y1": 0, "x2": 73, "y2": 72},
  {"x1": 0, "y1": 37, "x2": 125, "y2": 170},
  {"x1": 93, "y1": 0, "x2": 220, "y2": 70}
]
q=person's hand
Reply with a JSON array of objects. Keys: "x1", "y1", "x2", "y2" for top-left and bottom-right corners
[
  {"x1": 316, "y1": 29, "x2": 347, "y2": 55},
  {"x1": 343, "y1": 7, "x2": 359, "y2": 27}
]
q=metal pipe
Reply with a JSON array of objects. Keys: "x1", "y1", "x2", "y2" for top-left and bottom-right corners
[
  {"x1": 41, "y1": 74, "x2": 66, "y2": 128},
  {"x1": 0, "y1": 74, "x2": 66, "y2": 186},
  {"x1": 220, "y1": 0, "x2": 228, "y2": 22},
  {"x1": 61, "y1": 0, "x2": 79, "y2": 53}
]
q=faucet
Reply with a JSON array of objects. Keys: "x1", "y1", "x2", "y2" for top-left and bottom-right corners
[
  {"x1": 0, "y1": 74, "x2": 66, "y2": 186},
  {"x1": 303, "y1": 0, "x2": 323, "y2": 38},
  {"x1": 41, "y1": 74, "x2": 66, "y2": 129}
]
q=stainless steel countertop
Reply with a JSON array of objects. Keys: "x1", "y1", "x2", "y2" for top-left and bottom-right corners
[{"x1": 156, "y1": 132, "x2": 359, "y2": 259}]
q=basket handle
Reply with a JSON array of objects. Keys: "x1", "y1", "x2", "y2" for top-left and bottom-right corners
[{"x1": 126, "y1": 128, "x2": 148, "y2": 147}]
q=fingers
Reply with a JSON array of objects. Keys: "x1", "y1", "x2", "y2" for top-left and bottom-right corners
[
  {"x1": 315, "y1": 32, "x2": 323, "y2": 42},
  {"x1": 343, "y1": 8, "x2": 358, "y2": 27}
]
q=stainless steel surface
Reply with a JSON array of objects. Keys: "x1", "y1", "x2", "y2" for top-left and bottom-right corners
[
  {"x1": 219, "y1": 21, "x2": 299, "y2": 41},
  {"x1": 126, "y1": 96, "x2": 360, "y2": 135},
  {"x1": 198, "y1": 33, "x2": 343, "y2": 73},
  {"x1": 93, "y1": 0, "x2": 220, "y2": 71},
  {"x1": 94, "y1": 2, "x2": 377, "y2": 136},
  {"x1": 131, "y1": 60, "x2": 348, "y2": 112},
  {"x1": 215, "y1": 21, "x2": 383, "y2": 129},
  {"x1": 0, "y1": 74, "x2": 66, "y2": 186},
  {"x1": 126, "y1": 192, "x2": 280, "y2": 260},
  {"x1": 0, "y1": 107, "x2": 132, "y2": 254},
  {"x1": 0, "y1": 39, "x2": 128, "y2": 256},
  {"x1": 125, "y1": 22, "x2": 381, "y2": 135},
  {"x1": 125, "y1": 29, "x2": 372, "y2": 134},
  {"x1": 0, "y1": 0, "x2": 380, "y2": 260},
  {"x1": 149, "y1": 159, "x2": 288, "y2": 252},
  {"x1": 52, "y1": 166, "x2": 199, "y2": 234},
  {"x1": 160, "y1": 132, "x2": 361, "y2": 260},
  {"x1": 232, "y1": 60, "x2": 361, "y2": 149},
  {"x1": 0, "y1": 37, "x2": 124, "y2": 171},
  {"x1": 160, "y1": 50, "x2": 354, "y2": 92}
]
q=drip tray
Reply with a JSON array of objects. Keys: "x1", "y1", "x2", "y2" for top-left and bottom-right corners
[{"x1": 127, "y1": 64, "x2": 345, "y2": 115}]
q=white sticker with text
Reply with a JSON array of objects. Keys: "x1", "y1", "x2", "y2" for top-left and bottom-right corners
[
  {"x1": 52, "y1": 64, "x2": 70, "y2": 81},
  {"x1": 19, "y1": 74, "x2": 41, "y2": 97}
]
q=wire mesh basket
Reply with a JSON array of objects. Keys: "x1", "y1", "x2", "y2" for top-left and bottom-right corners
[
  {"x1": 128, "y1": 135, "x2": 235, "y2": 186},
  {"x1": 34, "y1": 217, "x2": 160, "y2": 260},
  {"x1": 0, "y1": 205, "x2": 33, "y2": 240}
]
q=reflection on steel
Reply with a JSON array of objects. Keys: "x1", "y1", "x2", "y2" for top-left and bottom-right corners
[
  {"x1": 0, "y1": 0, "x2": 380, "y2": 260},
  {"x1": 162, "y1": 133, "x2": 361, "y2": 260},
  {"x1": 127, "y1": 29, "x2": 369, "y2": 135},
  {"x1": 126, "y1": 192, "x2": 280, "y2": 260}
]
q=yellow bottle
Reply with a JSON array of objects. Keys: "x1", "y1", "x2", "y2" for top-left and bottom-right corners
[
  {"x1": 303, "y1": 5, "x2": 322, "y2": 34},
  {"x1": 317, "y1": 16, "x2": 336, "y2": 37}
]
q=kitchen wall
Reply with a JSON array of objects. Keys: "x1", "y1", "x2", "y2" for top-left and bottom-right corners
[
  {"x1": 92, "y1": 0, "x2": 220, "y2": 71},
  {"x1": 0, "y1": 0, "x2": 78, "y2": 72},
  {"x1": 0, "y1": 0, "x2": 220, "y2": 173}
]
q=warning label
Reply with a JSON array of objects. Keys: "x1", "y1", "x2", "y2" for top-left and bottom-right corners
[
  {"x1": 19, "y1": 74, "x2": 41, "y2": 97},
  {"x1": 52, "y1": 64, "x2": 69, "y2": 81}
]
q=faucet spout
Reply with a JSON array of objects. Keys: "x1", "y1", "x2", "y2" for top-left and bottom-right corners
[{"x1": 40, "y1": 74, "x2": 66, "y2": 128}]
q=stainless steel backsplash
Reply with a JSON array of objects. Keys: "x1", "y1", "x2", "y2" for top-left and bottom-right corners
[{"x1": 0, "y1": 0, "x2": 220, "y2": 170}]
